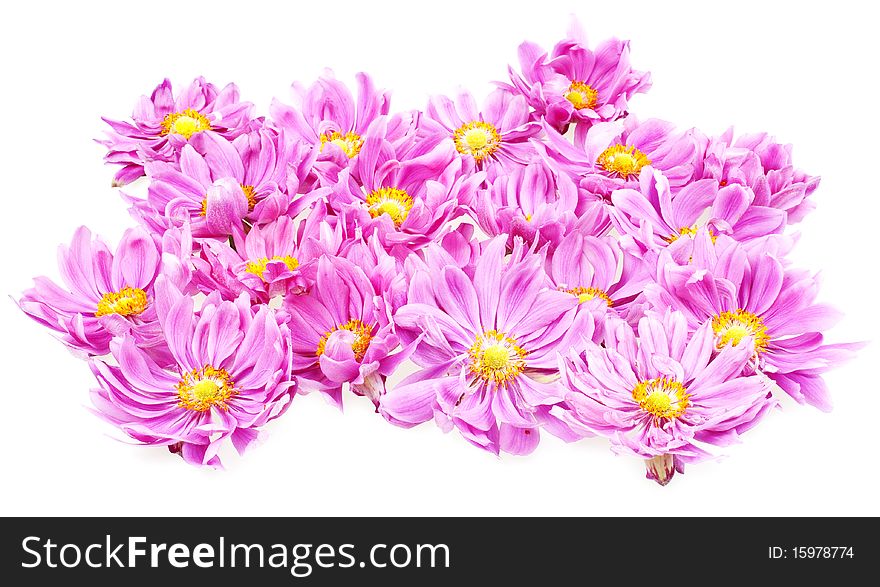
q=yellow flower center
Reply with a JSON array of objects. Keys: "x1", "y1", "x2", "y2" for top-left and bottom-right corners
[
  {"x1": 95, "y1": 286, "x2": 149, "y2": 317},
  {"x1": 316, "y1": 319, "x2": 374, "y2": 362},
  {"x1": 453, "y1": 121, "x2": 501, "y2": 162},
  {"x1": 468, "y1": 330, "x2": 527, "y2": 386},
  {"x1": 200, "y1": 184, "x2": 257, "y2": 216},
  {"x1": 160, "y1": 109, "x2": 212, "y2": 139},
  {"x1": 665, "y1": 226, "x2": 718, "y2": 244},
  {"x1": 564, "y1": 286, "x2": 613, "y2": 306},
  {"x1": 245, "y1": 255, "x2": 300, "y2": 280},
  {"x1": 564, "y1": 80, "x2": 598, "y2": 110},
  {"x1": 711, "y1": 309, "x2": 770, "y2": 353},
  {"x1": 366, "y1": 187, "x2": 413, "y2": 227},
  {"x1": 596, "y1": 144, "x2": 651, "y2": 179},
  {"x1": 319, "y1": 131, "x2": 363, "y2": 158},
  {"x1": 176, "y1": 365, "x2": 237, "y2": 412},
  {"x1": 632, "y1": 376, "x2": 690, "y2": 420}
]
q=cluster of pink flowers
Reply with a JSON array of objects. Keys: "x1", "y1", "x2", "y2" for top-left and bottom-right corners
[{"x1": 18, "y1": 23, "x2": 858, "y2": 484}]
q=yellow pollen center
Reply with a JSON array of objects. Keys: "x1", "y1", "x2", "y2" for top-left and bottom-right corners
[
  {"x1": 597, "y1": 144, "x2": 651, "y2": 179},
  {"x1": 316, "y1": 319, "x2": 374, "y2": 362},
  {"x1": 564, "y1": 286, "x2": 613, "y2": 306},
  {"x1": 200, "y1": 184, "x2": 257, "y2": 216},
  {"x1": 453, "y1": 121, "x2": 501, "y2": 162},
  {"x1": 319, "y1": 131, "x2": 363, "y2": 158},
  {"x1": 160, "y1": 109, "x2": 212, "y2": 139},
  {"x1": 564, "y1": 80, "x2": 599, "y2": 110},
  {"x1": 176, "y1": 365, "x2": 236, "y2": 412},
  {"x1": 642, "y1": 391, "x2": 672, "y2": 414},
  {"x1": 468, "y1": 330, "x2": 527, "y2": 386},
  {"x1": 481, "y1": 345, "x2": 510, "y2": 370},
  {"x1": 632, "y1": 377, "x2": 690, "y2": 420},
  {"x1": 95, "y1": 286, "x2": 149, "y2": 317},
  {"x1": 366, "y1": 187, "x2": 413, "y2": 227},
  {"x1": 193, "y1": 379, "x2": 221, "y2": 401},
  {"x1": 711, "y1": 309, "x2": 770, "y2": 353},
  {"x1": 665, "y1": 226, "x2": 718, "y2": 244},
  {"x1": 245, "y1": 255, "x2": 300, "y2": 280}
]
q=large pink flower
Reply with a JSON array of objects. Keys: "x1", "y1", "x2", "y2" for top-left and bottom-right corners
[
  {"x1": 558, "y1": 310, "x2": 775, "y2": 485},
  {"x1": 18, "y1": 226, "x2": 164, "y2": 359},
  {"x1": 642, "y1": 232, "x2": 861, "y2": 411},
  {"x1": 381, "y1": 236, "x2": 594, "y2": 455},
  {"x1": 89, "y1": 280, "x2": 295, "y2": 467}
]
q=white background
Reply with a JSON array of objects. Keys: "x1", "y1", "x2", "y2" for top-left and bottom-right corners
[{"x1": 1, "y1": 0, "x2": 877, "y2": 516}]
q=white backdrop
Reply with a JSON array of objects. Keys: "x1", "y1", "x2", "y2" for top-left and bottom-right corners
[{"x1": 1, "y1": 0, "x2": 877, "y2": 516}]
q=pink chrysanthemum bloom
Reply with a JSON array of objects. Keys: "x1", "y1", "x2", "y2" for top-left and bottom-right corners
[
  {"x1": 698, "y1": 128, "x2": 820, "y2": 224},
  {"x1": 89, "y1": 280, "x2": 295, "y2": 467},
  {"x1": 270, "y1": 71, "x2": 395, "y2": 174},
  {"x1": 381, "y1": 236, "x2": 594, "y2": 456},
  {"x1": 422, "y1": 88, "x2": 540, "y2": 171},
  {"x1": 539, "y1": 117, "x2": 702, "y2": 198},
  {"x1": 200, "y1": 208, "x2": 343, "y2": 302},
  {"x1": 128, "y1": 134, "x2": 322, "y2": 239},
  {"x1": 18, "y1": 226, "x2": 164, "y2": 359},
  {"x1": 557, "y1": 310, "x2": 776, "y2": 485},
  {"x1": 192, "y1": 128, "x2": 325, "y2": 225},
  {"x1": 507, "y1": 23, "x2": 650, "y2": 132},
  {"x1": 642, "y1": 232, "x2": 861, "y2": 411},
  {"x1": 284, "y1": 256, "x2": 415, "y2": 408},
  {"x1": 331, "y1": 119, "x2": 484, "y2": 250},
  {"x1": 610, "y1": 168, "x2": 787, "y2": 252},
  {"x1": 472, "y1": 160, "x2": 610, "y2": 250},
  {"x1": 548, "y1": 230, "x2": 649, "y2": 317},
  {"x1": 100, "y1": 77, "x2": 256, "y2": 186}
]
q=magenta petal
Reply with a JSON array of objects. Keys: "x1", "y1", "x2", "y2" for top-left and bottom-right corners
[
  {"x1": 381, "y1": 376, "x2": 451, "y2": 425},
  {"x1": 499, "y1": 424, "x2": 540, "y2": 456}
]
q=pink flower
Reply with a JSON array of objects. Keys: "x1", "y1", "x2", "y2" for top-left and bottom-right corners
[
  {"x1": 270, "y1": 71, "x2": 399, "y2": 179},
  {"x1": 558, "y1": 310, "x2": 776, "y2": 485},
  {"x1": 283, "y1": 256, "x2": 415, "y2": 408},
  {"x1": 89, "y1": 280, "x2": 295, "y2": 467},
  {"x1": 642, "y1": 233, "x2": 861, "y2": 411},
  {"x1": 330, "y1": 119, "x2": 483, "y2": 251},
  {"x1": 422, "y1": 89, "x2": 540, "y2": 171},
  {"x1": 18, "y1": 226, "x2": 164, "y2": 359},
  {"x1": 698, "y1": 128, "x2": 820, "y2": 223},
  {"x1": 191, "y1": 128, "x2": 325, "y2": 225},
  {"x1": 90, "y1": 280, "x2": 294, "y2": 467},
  {"x1": 547, "y1": 230, "x2": 649, "y2": 318},
  {"x1": 99, "y1": 77, "x2": 256, "y2": 186},
  {"x1": 129, "y1": 128, "x2": 326, "y2": 240},
  {"x1": 199, "y1": 209, "x2": 344, "y2": 302},
  {"x1": 381, "y1": 236, "x2": 594, "y2": 455},
  {"x1": 507, "y1": 22, "x2": 650, "y2": 132},
  {"x1": 540, "y1": 117, "x2": 703, "y2": 198},
  {"x1": 610, "y1": 168, "x2": 787, "y2": 252}
]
